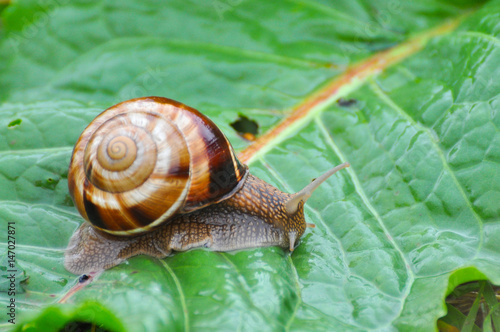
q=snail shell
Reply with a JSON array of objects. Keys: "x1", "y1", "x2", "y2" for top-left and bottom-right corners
[{"x1": 68, "y1": 97, "x2": 247, "y2": 235}]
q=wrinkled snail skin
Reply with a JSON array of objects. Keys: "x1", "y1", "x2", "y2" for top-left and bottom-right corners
[
  {"x1": 64, "y1": 174, "x2": 305, "y2": 274},
  {"x1": 64, "y1": 96, "x2": 350, "y2": 274}
]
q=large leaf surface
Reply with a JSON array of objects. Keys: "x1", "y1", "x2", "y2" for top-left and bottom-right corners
[{"x1": 0, "y1": 0, "x2": 499, "y2": 331}]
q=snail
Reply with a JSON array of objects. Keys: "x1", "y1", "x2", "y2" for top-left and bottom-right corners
[{"x1": 64, "y1": 97, "x2": 349, "y2": 274}]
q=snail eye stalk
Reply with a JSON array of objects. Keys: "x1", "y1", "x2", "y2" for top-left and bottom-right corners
[{"x1": 285, "y1": 162, "x2": 350, "y2": 215}]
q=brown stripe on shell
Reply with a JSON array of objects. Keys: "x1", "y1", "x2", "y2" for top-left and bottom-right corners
[
  {"x1": 82, "y1": 178, "x2": 108, "y2": 230},
  {"x1": 84, "y1": 157, "x2": 94, "y2": 183},
  {"x1": 116, "y1": 171, "x2": 191, "y2": 231},
  {"x1": 126, "y1": 205, "x2": 157, "y2": 227},
  {"x1": 68, "y1": 141, "x2": 90, "y2": 221},
  {"x1": 114, "y1": 194, "x2": 156, "y2": 228},
  {"x1": 159, "y1": 162, "x2": 190, "y2": 179},
  {"x1": 145, "y1": 98, "x2": 248, "y2": 212},
  {"x1": 190, "y1": 114, "x2": 247, "y2": 210}
]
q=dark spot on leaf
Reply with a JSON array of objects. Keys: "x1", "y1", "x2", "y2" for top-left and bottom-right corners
[
  {"x1": 7, "y1": 119, "x2": 22, "y2": 128},
  {"x1": 79, "y1": 274, "x2": 90, "y2": 283},
  {"x1": 230, "y1": 115, "x2": 259, "y2": 141},
  {"x1": 34, "y1": 177, "x2": 60, "y2": 190},
  {"x1": 62, "y1": 321, "x2": 112, "y2": 332},
  {"x1": 337, "y1": 98, "x2": 358, "y2": 107}
]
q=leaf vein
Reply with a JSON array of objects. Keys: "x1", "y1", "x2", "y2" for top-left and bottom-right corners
[
  {"x1": 368, "y1": 78, "x2": 485, "y2": 258},
  {"x1": 218, "y1": 253, "x2": 270, "y2": 323},
  {"x1": 159, "y1": 260, "x2": 189, "y2": 332},
  {"x1": 456, "y1": 30, "x2": 500, "y2": 45},
  {"x1": 0, "y1": 146, "x2": 73, "y2": 155}
]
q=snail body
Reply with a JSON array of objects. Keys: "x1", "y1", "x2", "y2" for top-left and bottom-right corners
[{"x1": 64, "y1": 97, "x2": 349, "y2": 274}]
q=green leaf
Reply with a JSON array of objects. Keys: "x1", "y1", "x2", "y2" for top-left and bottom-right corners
[
  {"x1": 482, "y1": 282, "x2": 500, "y2": 330},
  {"x1": 12, "y1": 301, "x2": 125, "y2": 332},
  {"x1": 0, "y1": 0, "x2": 499, "y2": 331},
  {"x1": 0, "y1": 254, "x2": 26, "y2": 294},
  {"x1": 441, "y1": 304, "x2": 481, "y2": 332},
  {"x1": 461, "y1": 282, "x2": 484, "y2": 332}
]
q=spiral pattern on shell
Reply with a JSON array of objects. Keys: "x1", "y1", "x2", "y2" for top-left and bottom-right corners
[{"x1": 68, "y1": 97, "x2": 248, "y2": 235}]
